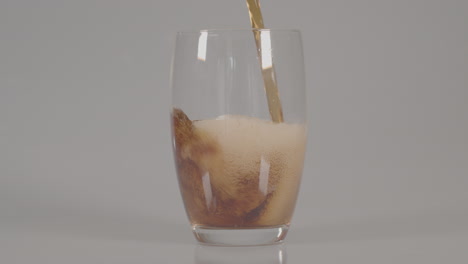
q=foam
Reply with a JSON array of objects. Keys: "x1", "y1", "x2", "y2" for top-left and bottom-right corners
[{"x1": 193, "y1": 116, "x2": 307, "y2": 225}]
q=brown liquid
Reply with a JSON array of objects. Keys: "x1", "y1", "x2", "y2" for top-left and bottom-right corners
[
  {"x1": 172, "y1": 109, "x2": 306, "y2": 227},
  {"x1": 246, "y1": 0, "x2": 284, "y2": 123}
]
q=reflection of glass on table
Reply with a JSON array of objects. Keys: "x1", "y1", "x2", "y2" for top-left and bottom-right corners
[{"x1": 194, "y1": 244, "x2": 286, "y2": 264}]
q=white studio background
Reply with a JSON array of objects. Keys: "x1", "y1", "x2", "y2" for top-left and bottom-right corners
[{"x1": 1, "y1": 0, "x2": 467, "y2": 246}]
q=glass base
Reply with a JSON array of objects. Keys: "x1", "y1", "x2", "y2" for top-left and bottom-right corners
[{"x1": 192, "y1": 225, "x2": 289, "y2": 246}]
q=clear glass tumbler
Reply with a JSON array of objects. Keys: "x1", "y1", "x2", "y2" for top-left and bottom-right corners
[{"x1": 171, "y1": 29, "x2": 307, "y2": 246}]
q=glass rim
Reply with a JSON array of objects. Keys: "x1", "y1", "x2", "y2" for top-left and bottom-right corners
[{"x1": 176, "y1": 28, "x2": 301, "y2": 35}]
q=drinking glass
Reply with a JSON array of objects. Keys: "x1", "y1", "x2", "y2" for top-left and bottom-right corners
[{"x1": 171, "y1": 29, "x2": 307, "y2": 246}]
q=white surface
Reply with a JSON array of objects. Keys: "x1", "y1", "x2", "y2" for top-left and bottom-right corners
[
  {"x1": 1, "y1": 221, "x2": 468, "y2": 263},
  {"x1": 1, "y1": 0, "x2": 467, "y2": 262}
]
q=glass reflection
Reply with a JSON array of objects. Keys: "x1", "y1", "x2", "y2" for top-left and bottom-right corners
[{"x1": 194, "y1": 243, "x2": 286, "y2": 264}]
